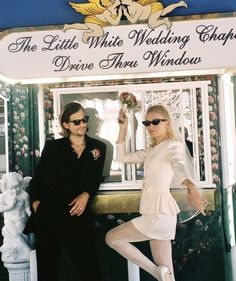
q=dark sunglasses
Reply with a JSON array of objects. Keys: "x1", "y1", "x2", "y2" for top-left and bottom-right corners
[
  {"x1": 142, "y1": 118, "x2": 168, "y2": 127},
  {"x1": 68, "y1": 116, "x2": 89, "y2": 125}
]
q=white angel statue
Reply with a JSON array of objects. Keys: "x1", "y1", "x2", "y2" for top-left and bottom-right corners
[{"x1": 0, "y1": 172, "x2": 32, "y2": 263}]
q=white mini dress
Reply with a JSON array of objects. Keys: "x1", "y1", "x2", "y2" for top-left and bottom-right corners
[{"x1": 116, "y1": 139, "x2": 190, "y2": 240}]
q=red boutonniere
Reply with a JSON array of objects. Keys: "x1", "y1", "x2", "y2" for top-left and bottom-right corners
[{"x1": 91, "y1": 148, "x2": 101, "y2": 160}]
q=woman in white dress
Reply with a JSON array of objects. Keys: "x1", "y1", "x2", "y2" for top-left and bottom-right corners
[{"x1": 105, "y1": 104, "x2": 206, "y2": 281}]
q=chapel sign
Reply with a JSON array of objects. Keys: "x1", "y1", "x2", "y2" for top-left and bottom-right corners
[{"x1": 0, "y1": 16, "x2": 236, "y2": 83}]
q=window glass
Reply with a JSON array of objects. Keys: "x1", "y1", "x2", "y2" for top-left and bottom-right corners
[{"x1": 53, "y1": 80, "x2": 212, "y2": 189}]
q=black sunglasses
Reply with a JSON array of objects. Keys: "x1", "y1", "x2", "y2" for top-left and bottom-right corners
[
  {"x1": 68, "y1": 116, "x2": 89, "y2": 125},
  {"x1": 142, "y1": 118, "x2": 168, "y2": 127}
]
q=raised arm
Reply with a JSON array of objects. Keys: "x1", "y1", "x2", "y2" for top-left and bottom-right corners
[
  {"x1": 103, "y1": 7, "x2": 122, "y2": 25},
  {"x1": 116, "y1": 110, "x2": 147, "y2": 164},
  {"x1": 23, "y1": 192, "x2": 31, "y2": 217},
  {"x1": 117, "y1": 109, "x2": 128, "y2": 143},
  {"x1": 123, "y1": 6, "x2": 142, "y2": 23}
]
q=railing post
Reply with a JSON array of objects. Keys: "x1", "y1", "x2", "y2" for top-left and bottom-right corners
[{"x1": 127, "y1": 261, "x2": 140, "y2": 281}]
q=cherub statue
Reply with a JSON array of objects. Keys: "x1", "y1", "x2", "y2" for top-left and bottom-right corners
[
  {"x1": 0, "y1": 172, "x2": 32, "y2": 263},
  {"x1": 63, "y1": 0, "x2": 122, "y2": 43},
  {"x1": 121, "y1": 0, "x2": 187, "y2": 29}
]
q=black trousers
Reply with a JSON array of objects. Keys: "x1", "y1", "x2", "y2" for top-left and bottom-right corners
[{"x1": 35, "y1": 215, "x2": 103, "y2": 281}]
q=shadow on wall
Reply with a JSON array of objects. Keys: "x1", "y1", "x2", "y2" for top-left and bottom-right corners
[{"x1": 85, "y1": 107, "x2": 114, "y2": 182}]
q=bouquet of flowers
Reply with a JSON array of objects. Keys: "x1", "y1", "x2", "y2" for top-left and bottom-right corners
[{"x1": 119, "y1": 92, "x2": 138, "y2": 112}]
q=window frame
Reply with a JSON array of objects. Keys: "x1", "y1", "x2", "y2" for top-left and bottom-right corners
[
  {"x1": 0, "y1": 94, "x2": 9, "y2": 176},
  {"x1": 50, "y1": 80, "x2": 214, "y2": 190}
]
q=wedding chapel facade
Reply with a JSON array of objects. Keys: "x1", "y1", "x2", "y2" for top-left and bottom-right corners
[{"x1": 1, "y1": 1, "x2": 236, "y2": 281}]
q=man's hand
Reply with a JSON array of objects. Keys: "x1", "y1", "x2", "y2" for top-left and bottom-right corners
[
  {"x1": 69, "y1": 192, "x2": 90, "y2": 216},
  {"x1": 32, "y1": 200, "x2": 40, "y2": 213}
]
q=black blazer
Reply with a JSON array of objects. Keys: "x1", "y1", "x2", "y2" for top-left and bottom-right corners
[{"x1": 24, "y1": 135, "x2": 106, "y2": 233}]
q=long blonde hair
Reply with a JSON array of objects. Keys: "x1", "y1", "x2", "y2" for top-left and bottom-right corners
[{"x1": 146, "y1": 104, "x2": 177, "y2": 146}]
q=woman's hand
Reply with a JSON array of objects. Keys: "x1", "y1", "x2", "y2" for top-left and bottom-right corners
[
  {"x1": 118, "y1": 109, "x2": 127, "y2": 124},
  {"x1": 69, "y1": 192, "x2": 89, "y2": 216},
  {"x1": 182, "y1": 179, "x2": 207, "y2": 215},
  {"x1": 118, "y1": 6, "x2": 122, "y2": 17}
]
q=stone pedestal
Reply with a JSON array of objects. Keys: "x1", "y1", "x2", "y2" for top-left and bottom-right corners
[{"x1": 4, "y1": 262, "x2": 30, "y2": 281}]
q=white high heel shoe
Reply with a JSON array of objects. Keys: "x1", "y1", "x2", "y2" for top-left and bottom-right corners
[{"x1": 155, "y1": 265, "x2": 171, "y2": 281}]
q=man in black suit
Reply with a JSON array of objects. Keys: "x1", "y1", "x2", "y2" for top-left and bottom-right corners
[{"x1": 24, "y1": 102, "x2": 106, "y2": 281}]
